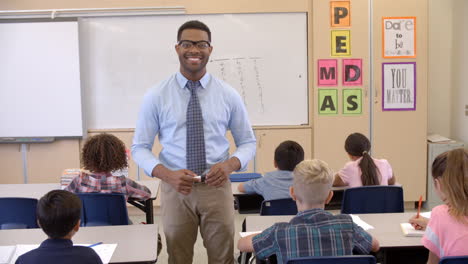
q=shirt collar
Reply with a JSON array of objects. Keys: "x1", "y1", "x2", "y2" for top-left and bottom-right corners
[
  {"x1": 176, "y1": 71, "x2": 210, "y2": 90},
  {"x1": 40, "y1": 238, "x2": 73, "y2": 248},
  {"x1": 296, "y1": 208, "x2": 328, "y2": 217}
]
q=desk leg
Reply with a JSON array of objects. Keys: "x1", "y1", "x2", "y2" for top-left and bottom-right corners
[{"x1": 146, "y1": 199, "x2": 154, "y2": 224}]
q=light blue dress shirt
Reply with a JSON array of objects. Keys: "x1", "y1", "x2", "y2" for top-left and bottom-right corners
[{"x1": 132, "y1": 72, "x2": 256, "y2": 176}]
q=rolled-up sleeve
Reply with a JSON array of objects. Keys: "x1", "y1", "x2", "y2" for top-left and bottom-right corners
[
  {"x1": 131, "y1": 90, "x2": 161, "y2": 177},
  {"x1": 228, "y1": 92, "x2": 256, "y2": 171}
]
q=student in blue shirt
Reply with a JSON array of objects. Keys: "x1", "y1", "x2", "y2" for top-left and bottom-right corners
[
  {"x1": 237, "y1": 140, "x2": 304, "y2": 200},
  {"x1": 238, "y1": 159, "x2": 380, "y2": 264},
  {"x1": 16, "y1": 190, "x2": 102, "y2": 264}
]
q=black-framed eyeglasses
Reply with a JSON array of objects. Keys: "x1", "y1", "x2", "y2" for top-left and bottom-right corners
[{"x1": 178, "y1": 40, "x2": 211, "y2": 50}]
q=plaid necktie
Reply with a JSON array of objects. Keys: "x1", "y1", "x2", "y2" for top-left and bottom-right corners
[{"x1": 186, "y1": 80, "x2": 206, "y2": 175}]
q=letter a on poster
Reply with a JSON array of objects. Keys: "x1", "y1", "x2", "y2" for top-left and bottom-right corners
[
  {"x1": 318, "y1": 89, "x2": 338, "y2": 115},
  {"x1": 331, "y1": 30, "x2": 351, "y2": 57}
]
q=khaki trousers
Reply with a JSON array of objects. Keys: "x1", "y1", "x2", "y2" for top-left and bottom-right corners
[{"x1": 161, "y1": 181, "x2": 235, "y2": 264}]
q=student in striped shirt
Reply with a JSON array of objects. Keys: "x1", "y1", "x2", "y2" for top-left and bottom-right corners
[
  {"x1": 237, "y1": 159, "x2": 380, "y2": 264},
  {"x1": 65, "y1": 133, "x2": 151, "y2": 201}
]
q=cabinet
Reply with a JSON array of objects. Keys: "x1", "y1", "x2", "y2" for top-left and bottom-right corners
[
  {"x1": 425, "y1": 141, "x2": 464, "y2": 209},
  {"x1": 0, "y1": 139, "x2": 80, "y2": 184},
  {"x1": 312, "y1": 0, "x2": 428, "y2": 202}
]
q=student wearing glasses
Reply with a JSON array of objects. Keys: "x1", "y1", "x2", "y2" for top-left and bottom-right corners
[{"x1": 132, "y1": 20, "x2": 256, "y2": 264}]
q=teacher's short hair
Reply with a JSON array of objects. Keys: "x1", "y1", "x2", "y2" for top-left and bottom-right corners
[{"x1": 177, "y1": 20, "x2": 211, "y2": 42}]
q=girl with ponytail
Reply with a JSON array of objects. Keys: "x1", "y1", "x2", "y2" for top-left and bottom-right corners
[{"x1": 333, "y1": 133, "x2": 396, "y2": 187}]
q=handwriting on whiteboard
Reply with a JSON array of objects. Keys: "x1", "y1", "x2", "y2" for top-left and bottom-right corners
[{"x1": 209, "y1": 57, "x2": 265, "y2": 113}]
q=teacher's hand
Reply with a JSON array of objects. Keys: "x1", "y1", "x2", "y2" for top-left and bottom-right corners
[
  {"x1": 206, "y1": 157, "x2": 240, "y2": 187},
  {"x1": 153, "y1": 165, "x2": 199, "y2": 195}
]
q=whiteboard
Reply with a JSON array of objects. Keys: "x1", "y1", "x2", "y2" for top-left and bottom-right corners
[
  {"x1": 0, "y1": 21, "x2": 83, "y2": 138},
  {"x1": 80, "y1": 13, "x2": 308, "y2": 129}
]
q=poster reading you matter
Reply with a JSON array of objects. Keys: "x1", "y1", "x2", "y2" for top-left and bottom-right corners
[
  {"x1": 382, "y1": 62, "x2": 416, "y2": 111},
  {"x1": 382, "y1": 17, "x2": 416, "y2": 58}
]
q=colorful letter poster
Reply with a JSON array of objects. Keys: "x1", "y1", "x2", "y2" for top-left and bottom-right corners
[
  {"x1": 331, "y1": 30, "x2": 351, "y2": 57},
  {"x1": 331, "y1": 1, "x2": 351, "y2": 27},
  {"x1": 343, "y1": 89, "x2": 362, "y2": 115},
  {"x1": 318, "y1": 59, "x2": 338, "y2": 86},
  {"x1": 382, "y1": 62, "x2": 416, "y2": 111},
  {"x1": 318, "y1": 89, "x2": 338, "y2": 115},
  {"x1": 342, "y1": 59, "x2": 362, "y2": 86},
  {"x1": 382, "y1": 17, "x2": 416, "y2": 58}
]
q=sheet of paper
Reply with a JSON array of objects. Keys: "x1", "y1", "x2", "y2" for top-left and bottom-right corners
[
  {"x1": 239, "y1": 231, "x2": 261, "y2": 238},
  {"x1": 0, "y1": 246, "x2": 16, "y2": 264},
  {"x1": 350, "y1": 215, "x2": 374, "y2": 230},
  {"x1": 420, "y1": 212, "x2": 431, "y2": 218},
  {"x1": 75, "y1": 243, "x2": 117, "y2": 264},
  {"x1": 400, "y1": 223, "x2": 425, "y2": 237},
  {"x1": 8, "y1": 244, "x2": 39, "y2": 264}
]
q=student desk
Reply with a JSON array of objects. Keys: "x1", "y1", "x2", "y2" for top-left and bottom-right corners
[
  {"x1": 0, "y1": 180, "x2": 160, "y2": 224},
  {"x1": 0, "y1": 224, "x2": 159, "y2": 263},
  {"x1": 245, "y1": 212, "x2": 427, "y2": 264},
  {"x1": 231, "y1": 182, "x2": 347, "y2": 213}
]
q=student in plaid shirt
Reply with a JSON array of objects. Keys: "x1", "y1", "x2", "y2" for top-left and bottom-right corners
[
  {"x1": 237, "y1": 159, "x2": 380, "y2": 263},
  {"x1": 66, "y1": 133, "x2": 151, "y2": 201}
]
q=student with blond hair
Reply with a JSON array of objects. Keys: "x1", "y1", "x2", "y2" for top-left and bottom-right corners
[{"x1": 238, "y1": 159, "x2": 379, "y2": 263}]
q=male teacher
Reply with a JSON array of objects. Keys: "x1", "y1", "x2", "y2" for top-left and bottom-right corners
[{"x1": 132, "y1": 20, "x2": 256, "y2": 263}]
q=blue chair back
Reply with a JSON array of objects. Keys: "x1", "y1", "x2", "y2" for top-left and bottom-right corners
[
  {"x1": 230, "y1": 173, "x2": 262, "y2": 182},
  {"x1": 287, "y1": 255, "x2": 376, "y2": 264},
  {"x1": 439, "y1": 256, "x2": 468, "y2": 264},
  {"x1": 77, "y1": 193, "x2": 129, "y2": 226},
  {"x1": 341, "y1": 185, "x2": 404, "y2": 214},
  {"x1": 260, "y1": 198, "x2": 298, "y2": 216},
  {"x1": 0, "y1": 197, "x2": 39, "y2": 229}
]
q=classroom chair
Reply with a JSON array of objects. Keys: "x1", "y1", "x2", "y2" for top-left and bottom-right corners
[
  {"x1": 286, "y1": 255, "x2": 376, "y2": 264},
  {"x1": 439, "y1": 256, "x2": 468, "y2": 264},
  {"x1": 77, "y1": 193, "x2": 129, "y2": 226},
  {"x1": 230, "y1": 173, "x2": 262, "y2": 182},
  {"x1": 260, "y1": 198, "x2": 298, "y2": 216},
  {"x1": 341, "y1": 185, "x2": 404, "y2": 214},
  {"x1": 0, "y1": 197, "x2": 39, "y2": 229}
]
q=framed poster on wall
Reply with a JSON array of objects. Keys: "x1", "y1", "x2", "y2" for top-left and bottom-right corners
[
  {"x1": 382, "y1": 17, "x2": 416, "y2": 58},
  {"x1": 382, "y1": 62, "x2": 416, "y2": 111}
]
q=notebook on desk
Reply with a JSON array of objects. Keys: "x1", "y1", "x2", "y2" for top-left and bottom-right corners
[{"x1": 400, "y1": 223, "x2": 425, "y2": 237}]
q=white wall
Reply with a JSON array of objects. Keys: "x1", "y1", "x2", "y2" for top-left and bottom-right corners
[
  {"x1": 428, "y1": 0, "x2": 453, "y2": 137},
  {"x1": 451, "y1": 0, "x2": 468, "y2": 144}
]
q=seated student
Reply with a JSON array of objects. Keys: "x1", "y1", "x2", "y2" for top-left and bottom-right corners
[
  {"x1": 237, "y1": 140, "x2": 304, "y2": 200},
  {"x1": 237, "y1": 159, "x2": 380, "y2": 263},
  {"x1": 65, "y1": 133, "x2": 151, "y2": 201},
  {"x1": 409, "y1": 148, "x2": 468, "y2": 264},
  {"x1": 333, "y1": 132, "x2": 396, "y2": 187},
  {"x1": 16, "y1": 190, "x2": 103, "y2": 264}
]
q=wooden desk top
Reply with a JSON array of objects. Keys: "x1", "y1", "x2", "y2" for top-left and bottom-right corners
[
  {"x1": 246, "y1": 212, "x2": 423, "y2": 248},
  {"x1": 0, "y1": 224, "x2": 159, "y2": 263},
  {"x1": 0, "y1": 180, "x2": 160, "y2": 200}
]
